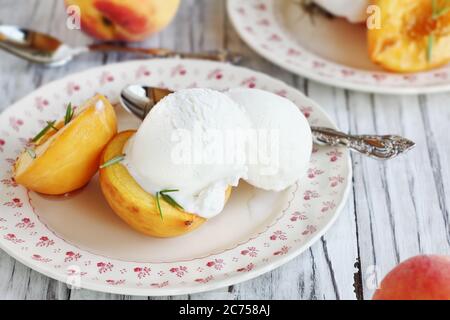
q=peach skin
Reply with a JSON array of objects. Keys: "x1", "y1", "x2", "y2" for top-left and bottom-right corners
[
  {"x1": 65, "y1": 0, "x2": 180, "y2": 41},
  {"x1": 373, "y1": 255, "x2": 450, "y2": 300}
]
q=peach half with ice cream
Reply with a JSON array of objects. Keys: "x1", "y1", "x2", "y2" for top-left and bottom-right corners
[
  {"x1": 99, "y1": 130, "x2": 231, "y2": 238},
  {"x1": 13, "y1": 94, "x2": 117, "y2": 195},
  {"x1": 99, "y1": 88, "x2": 312, "y2": 238}
]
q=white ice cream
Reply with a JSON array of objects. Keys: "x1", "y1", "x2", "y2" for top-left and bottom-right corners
[
  {"x1": 124, "y1": 88, "x2": 312, "y2": 219},
  {"x1": 124, "y1": 88, "x2": 251, "y2": 218},
  {"x1": 226, "y1": 88, "x2": 312, "y2": 191},
  {"x1": 313, "y1": 0, "x2": 369, "y2": 23}
]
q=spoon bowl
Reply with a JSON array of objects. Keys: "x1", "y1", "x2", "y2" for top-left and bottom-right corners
[{"x1": 0, "y1": 25, "x2": 83, "y2": 66}]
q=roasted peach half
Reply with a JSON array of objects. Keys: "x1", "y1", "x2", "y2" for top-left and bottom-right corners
[
  {"x1": 14, "y1": 94, "x2": 117, "y2": 195},
  {"x1": 99, "y1": 130, "x2": 232, "y2": 238},
  {"x1": 368, "y1": 0, "x2": 450, "y2": 72}
]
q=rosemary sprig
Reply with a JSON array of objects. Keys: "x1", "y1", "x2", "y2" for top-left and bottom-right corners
[
  {"x1": 99, "y1": 154, "x2": 125, "y2": 169},
  {"x1": 432, "y1": 0, "x2": 450, "y2": 18},
  {"x1": 64, "y1": 102, "x2": 74, "y2": 125},
  {"x1": 26, "y1": 148, "x2": 36, "y2": 159},
  {"x1": 155, "y1": 191, "x2": 163, "y2": 220},
  {"x1": 427, "y1": 0, "x2": 450, "y2": 62},
  {"x1": 427, "y1": 35, "x2": 434, "y2": 62},
  {"x1": 31, "y1": 121, "x2": 58, "y2": 142},
  {"x1": 155, "y1": 189, "x2": 184, "y2": 220}
]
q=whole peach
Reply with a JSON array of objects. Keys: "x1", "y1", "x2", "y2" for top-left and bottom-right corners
[
  {"x1": 373, "y1": 255, "x2": 450, "y2": 300},
  {"x1": 65, "y1": 0, "x2": 180, "y2": 41}
]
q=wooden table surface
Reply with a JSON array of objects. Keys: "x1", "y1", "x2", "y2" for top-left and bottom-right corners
[{"x1": 0, "y1": 0, "x2": 449, "y2": 300}]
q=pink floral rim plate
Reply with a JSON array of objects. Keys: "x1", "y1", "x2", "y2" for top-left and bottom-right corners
[
  {"x1": 227, "y1": 0, "x2": 450, "y2": 95},
  {"x1": 0, "y1": 59, "x2": 351, "y2": 296}
]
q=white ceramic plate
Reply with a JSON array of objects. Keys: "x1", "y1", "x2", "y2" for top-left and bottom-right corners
[
  {"x1": 227, "y1": 0, "x2": 450, "y2": 94},
  {"x1": 0, "y1": 59, "x2": 351, "y2": 296}
]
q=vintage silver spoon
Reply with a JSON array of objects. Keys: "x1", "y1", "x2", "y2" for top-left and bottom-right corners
[
  {"x1": 0, "y1": 25, "x2": 242, "y2": 66},
  {"x1": 119, "y1": 85, "x2": 416, "y2": 160}
]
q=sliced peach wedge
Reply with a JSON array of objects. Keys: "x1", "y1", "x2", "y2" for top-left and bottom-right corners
[
  {"x1": 99, "y1": 130, "x2": 232, "y2": 238},
  {"x1": 368, "y1": 0, "x2": 450, "y2": 72},
  {"x1": 13, "y1": 94, "x2": 117, "y2": 195}
]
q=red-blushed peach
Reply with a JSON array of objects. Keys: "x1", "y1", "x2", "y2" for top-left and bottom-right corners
[
  {"x1": 65, "y1": 0, "x2": 180, "y2": 42},
  {"x1": 373, "y1": 255, "x2": 450, "y2": 300}
]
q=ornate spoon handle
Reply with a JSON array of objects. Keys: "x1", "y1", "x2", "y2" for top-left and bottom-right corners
[{"x1": 311, "y1": 127, "x2": 415, "y2": 160}]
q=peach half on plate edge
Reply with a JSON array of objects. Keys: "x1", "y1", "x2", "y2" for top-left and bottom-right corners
[
  {"x1": 99, "y1": 130, "x2": 232, "y2": 238},
  {"x1": 13, "y1": 94, "x2": 117, "y2": 195}
]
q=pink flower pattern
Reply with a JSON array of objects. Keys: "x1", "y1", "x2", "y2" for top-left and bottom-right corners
[
  {"x1": 4, "y1": 233, "x2": 24, "y2": 244},
  {"x1": 3, "y1": 198, "x2": 23, "y2": 208},
  {"x1": 106, "y1": 279, "x2": 125, "y2": 286},
  {"x1": 134, "y1": 266, "x2": 151, "y2": 279},
  {"x1": 206, "y1": 259, "x2": 225, "y2": 270},
  {"x1": 171, "y1": 64, "x2": 187, "y2": 77},
  {"x1": 321, "y1": 201, "x2": 336, "y2": 213},
  {"x1": 240, "y1": 76, "x2": 257, "y2": 88},
  {"x1": 329, "y1": 175, "x2": 345, "y2": 187},
  {"x1": 327, "y1": 149, "x2": 343, "y2": 162},
  {"x1": 273, "y1": 246, "x2": 290, "y2": 256},
  {"x1": 99, "y1": 71, "x2": 114, "y2": 85},
  {"x1": 195, "y1": 275, "x2": 213, "y2": 283},
  {"x1": 34, "y1": 97, "x2": 49, "y2": 111},
  {"x1": 135, "y1": 65, "x2": 151, "y2": 79},
  {"x1": 270, "y1": 230, "x2": 287, "y2": 241},
  {"x1": 207, "y1": 69, "x2": 224, "y2": 80},
  {"x1": 1, "y1": 178, "x2": 18, "y2": 188},
  {"x1": 307, "y1": 168, "x2": 324, "y2": 179},
  {"x1": 302, "y1": 225, "x2": 317, "y2": 236},
  {"x1": 64, "y1": 251, "x2": 82, "y2": 262},
  {"x1": 170, "y1": 266, "x2": 188, "y2": 277},
  {"x1": 290, "y1": 211, "x2": 307, "y2": 222},
  {"x1": 300, "y1": 106, "x2": 313, "y2": 118},
  {"x1": 240, "y1": 247, "x2": 259, "y2": 257},
  {"x1": 9, "y1": 117, "x2": 23, "y2": 132},
  {"x1": 15, "y1": 217, "x2": 34, "y2": 229},
  {"x1": 32, "y1": 254, "x2": 52, "y2": 263},
  {"x1": 151, "y1": 281, "x2": 169, "y2": 288},
  {"x1": 66, "y1": 82, "x2": 80, "y2": 95},
  {"x1": 97, "y1": 262, "x2": 114, "y2": 273},
  {"x1": 303, "y1": 190, "x2": 319, "y2": 201},
  {"x1": 36, "y1": 236, "x2": 55, "y2": 247},
  {"x1": 237, "y1": 263, "x2": 255, "y2": 272}
]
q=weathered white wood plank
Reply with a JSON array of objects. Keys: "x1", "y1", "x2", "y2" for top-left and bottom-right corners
[{"x1": 349, "y1": 92, "x2": 450, "y2": 299}]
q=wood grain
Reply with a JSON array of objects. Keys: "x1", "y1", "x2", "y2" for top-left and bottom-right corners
[{"x1": 0, "y1": 0, "x2": 448, "y2": 300}]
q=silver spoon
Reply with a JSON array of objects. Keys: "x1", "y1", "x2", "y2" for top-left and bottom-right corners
[
  {"x1": 0, "y1": 25, "x2": 242, "y2": 66},
  {"x1": 119, "y1": 85, "x2": 416, "y2": 160}
]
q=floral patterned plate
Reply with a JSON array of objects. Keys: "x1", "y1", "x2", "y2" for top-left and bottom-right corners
[
  {"x1": 227, "y1": 0, "x2": 450, "y2": 94},
  {"x1": 0, "y1": 59, "x2": 351, "y2": 296}
]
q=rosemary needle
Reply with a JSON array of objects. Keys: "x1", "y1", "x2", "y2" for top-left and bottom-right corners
[{"x1": 99, "y1": 154, "x2": 125, "y2": 169}]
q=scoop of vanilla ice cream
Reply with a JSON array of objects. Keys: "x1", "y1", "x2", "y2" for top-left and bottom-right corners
[
  {"x1": 226, "y1": 88, "x2": 312, "y2": 191},
  {"x1": 124, "y1": 88, "x2": 251, "y2": 219},
  {"x1": 313, "y1": 0, "x2": 369, "y2": 23}
]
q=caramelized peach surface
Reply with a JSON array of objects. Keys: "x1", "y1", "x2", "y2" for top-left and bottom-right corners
[{"x1": 368, "y1": 0, "x2": 450, "y2": 72}]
